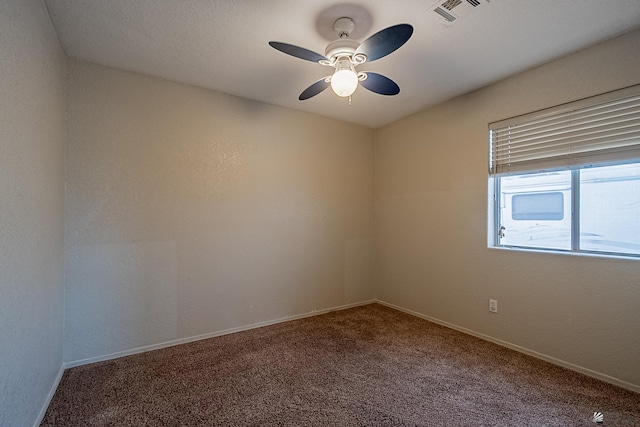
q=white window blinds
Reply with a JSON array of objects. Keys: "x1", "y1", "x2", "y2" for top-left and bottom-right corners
[{"x1": 489, "y1": 85, "x2": 640, "y2": 175}]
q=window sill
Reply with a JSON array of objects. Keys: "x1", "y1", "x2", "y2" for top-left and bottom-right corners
[{"x1": 487, "y1": 245, "x2": 640, "y2": 261}]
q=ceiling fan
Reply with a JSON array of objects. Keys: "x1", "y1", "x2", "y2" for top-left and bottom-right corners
[{"x1": 269, "y1": 17, "x2": 413, "y2": 101}]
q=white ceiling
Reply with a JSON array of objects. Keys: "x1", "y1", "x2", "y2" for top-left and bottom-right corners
[{"x1": 44, "y1": 0, "x2": 640, "y2": 128}]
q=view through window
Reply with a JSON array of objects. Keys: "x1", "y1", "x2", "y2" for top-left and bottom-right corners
[{"x1": 496, "y1": 164, "x2": 640, "y2": 255}]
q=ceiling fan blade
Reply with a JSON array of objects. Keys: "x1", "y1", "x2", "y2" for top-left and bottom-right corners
[
  {"x1": 299, "y1": 77, "x2": 331, "y2": 100},
  {"x1": 269, "y1": 41, "x2": 327, "y2": 63},
  {"x1": 360, "y1": 72, "x2": 400, "y2": 96},
  {"x1": 355, "y1": 24, "x2": 413, "y2": 63}
]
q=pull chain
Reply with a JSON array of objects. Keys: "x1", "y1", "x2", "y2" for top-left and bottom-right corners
[{"x1": 348, "y1": 95, "x2": 352, "y2": 106}]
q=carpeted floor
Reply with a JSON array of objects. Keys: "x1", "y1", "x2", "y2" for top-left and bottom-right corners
[{"x1": 42, "y1": 304, "x2": 640, "y2": 426}]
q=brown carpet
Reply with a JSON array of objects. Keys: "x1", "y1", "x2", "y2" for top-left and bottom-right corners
[{"x1": 42, "y1": 304, "x2": 640, "y2": 426}]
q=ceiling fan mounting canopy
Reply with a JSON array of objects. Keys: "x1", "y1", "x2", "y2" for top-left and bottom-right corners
[
  {"x1": 268, "y1": 17, "x2": 413, "y2": 100},
  {"x1": 333, "y1": 17, "x2": 356, "y2": 38}
]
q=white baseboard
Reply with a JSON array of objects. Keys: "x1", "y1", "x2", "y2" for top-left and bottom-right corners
[
  {"x1": 65, "y1": 300, "x2": 376, "y2": 369},
  {"x1": 46, "y1": 296, "x2": 638, "y2": 426},
  {"x1": 376, "y1": 299, "x2": 640, "y2": 394},
  {"x1": 33, "y1": 364, "x2": 65, "y2": 427},
  {"x1": 41, "y1": 300, "x2": 374, "y2": 426}
]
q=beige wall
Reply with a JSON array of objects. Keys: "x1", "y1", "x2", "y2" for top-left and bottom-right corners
[
  {"x1": 0, "y1": 0, "x2": 66, "y2": 425},
  {"x1": 64, "y1": 60, "x2": 375, "y2": 363},
  {"x1": 375, "y1": 28, "x2": 640, "y2": 390}
]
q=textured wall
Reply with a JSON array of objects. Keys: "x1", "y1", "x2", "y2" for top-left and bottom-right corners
[
  {"x1": 64, "y1": 60, "x2": 374, "y2": 363},
  {"x1": 0, "y1": 0, "x2": 66, "y2": 426},
  {"x1": 375, "y1": 29, "x2": 640, "y2": 389}
]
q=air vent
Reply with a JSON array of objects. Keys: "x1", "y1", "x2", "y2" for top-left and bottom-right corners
[
  {"x1": 441, "y1": 0, "x2": 462, "y2": 10},
  {"x1": 429, "y1": 0, "x2": 489, "y2": 25},
  {"x1": 434, "y1": 7, "x2": 457, "y2": 22}
]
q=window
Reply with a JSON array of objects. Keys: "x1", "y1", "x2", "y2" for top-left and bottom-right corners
[
  {"x1": 512, "y1": 192, "x2": 564, "y2": 221},
  {"x1": 489, "y1": 85, "x2": 640, "y2": 257}
]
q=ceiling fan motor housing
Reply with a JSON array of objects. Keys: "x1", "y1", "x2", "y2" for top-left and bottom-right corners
[
  {"x1": 324, "y1": 38, "x2": 359, "y2": 61},
  {"x1": 321, "y1": 17, "x2": 366, "y2": 66}
]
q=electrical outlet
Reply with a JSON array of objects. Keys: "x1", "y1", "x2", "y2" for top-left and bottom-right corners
[{"x1": 489, "y1": 299, "x2": 498, "y2": 313}]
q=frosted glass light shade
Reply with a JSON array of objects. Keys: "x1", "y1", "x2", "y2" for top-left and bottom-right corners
[{"x1": 330, "y1": 58, "x2": 358, "y2": 97}]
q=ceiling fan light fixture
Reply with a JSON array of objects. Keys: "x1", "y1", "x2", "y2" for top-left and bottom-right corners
[
  {"x1": 269, "y1": 19, "x2": 413, "y2": 101},
  {"x1": 331, "y1": 57, "x2": 358, "y2": 97}
]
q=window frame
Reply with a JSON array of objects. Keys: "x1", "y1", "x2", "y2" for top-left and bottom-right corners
[{"x1": 490, "y1": 162, "x2": 640, "y2": 259}]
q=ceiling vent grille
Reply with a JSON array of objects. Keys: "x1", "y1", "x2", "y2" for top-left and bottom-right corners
[
  {"x1": 430, "y1": 0, "x2": 489, "y2": 25},
  {"x1": 441, "y1": 0, "x2": 462, "y2": 10},
  {"x1": 434, "y1": 7, "x2": 457, "y2": 22}
]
